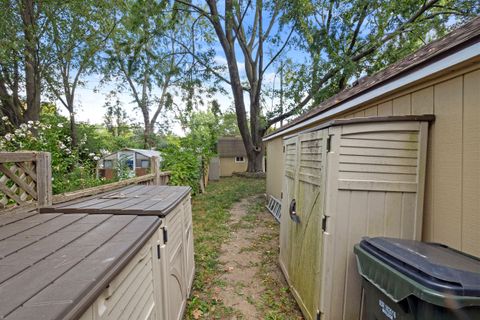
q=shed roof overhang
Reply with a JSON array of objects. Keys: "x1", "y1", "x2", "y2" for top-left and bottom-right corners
[{"x1": 263, "y1": 19, "x2": 480, "y2": 142}]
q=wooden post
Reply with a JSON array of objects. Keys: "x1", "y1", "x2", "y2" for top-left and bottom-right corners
[
  {"x1": 151, "y1": 156, "x2": 160, "y2": 185},
  {"x1": 36, "y1": 152, "x2": 52, "y2": 207},
  {"x1": 159, "y1": 172, "x2": 170, "y2": 185}
]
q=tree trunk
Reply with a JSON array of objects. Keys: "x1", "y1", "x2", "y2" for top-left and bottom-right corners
[
  {"x1": 144, "y1": 122, "x2": 154, "y2": 148},
  {"x1": 246, "y1": 142, "x2": 264, "y2": 172},
  {"x1": 69, "y1": 111, "x2": 78, "y2": 147},
  {"x1": 21, "y1": 0, "x2": 41, "y2": 122}
]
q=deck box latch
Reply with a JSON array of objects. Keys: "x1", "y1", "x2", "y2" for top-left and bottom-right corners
[
  {"x1": 163, "y1": 227, "x2": 168, "y2": 244},
  {"x1": 326, "y1": 135, "x2": 332, "y2": 153},
  {"x1": 322, "y1": 215, "x2": 329, "y2": 232}
]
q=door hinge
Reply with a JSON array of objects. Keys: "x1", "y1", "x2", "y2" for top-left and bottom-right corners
[
  {"x1": 326, "y1": 136, "x2": 332, "y2": 153},
  {"x1": 283, "y1": 146, "x2": 285, "y2": 153},
  {"x1": 162, "y1": 227, "x2": 168, "y2": 244},
  {"x1": 322, "y1": 215, "x2": 329, "y2": 232},
  {"x1": 280, "y1": 192, "x2": 283, "y2": 199},
  {"x1": 157, "y1": 244, "x2": 161, "y2": 259}
]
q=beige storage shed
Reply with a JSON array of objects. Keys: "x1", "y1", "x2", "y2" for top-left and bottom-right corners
[
  {"x1": 265, "y1": 17, "x2": 480, "y2": 262},
  {"x1": 38, "y1": 185, "x2": 194, "y2": 320},
  {"x1": 279, "y1": 116, "x2": 432, "y2": 320},
  {"x1": 217, "y1": 137, "x2": 248, "y2": 176}
]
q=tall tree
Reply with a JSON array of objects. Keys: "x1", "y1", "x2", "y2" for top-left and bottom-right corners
[
  {"x1": 103, "y1": 92, "x2": 130, "y2": 137},
  {"x1": 43, "y1": 1, "x2": 116, "y2": 146},
  {"x1": 176, "y1": 0, "x2": 479, "y2": 172},
  {"x1": 176, "y1": 0, "x2": 293, "y2": 171},
  {"x1": 104, "y1": 0, "x2": 194, "y2": 148},
  {"x1": 273, "y1": 0, "x2": 480, "y2": 121},
  {"x1": 0, "y1": 0, "x2": 48, "y2": 125}
]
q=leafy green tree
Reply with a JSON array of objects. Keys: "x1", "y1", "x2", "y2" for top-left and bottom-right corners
[
  {"x1": 43, "y1": 0, "x2": 116, "y2": 146},
  {"x1": 103, "y1": 0, "x2": 195, "y2": 148},
  {"x1": 0, "y1": 0, "x2": 49, "y2": 125},
  {"x1": 103, "y1": 92, "x2": 131, "y2": 137},
  {"x1": 272, "y1": 0, "x2": 480, "y2": 121},
  {"x1": 176, "y1": 0, "x2": 479, "y2": 172}
]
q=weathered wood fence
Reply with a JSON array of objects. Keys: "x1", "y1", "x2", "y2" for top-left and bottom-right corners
[
  {"x1": 0, "y1": 152, "x2": 170, "y2": 211},
  {"x1": 0, "y1": 152, "x2": 52, "y2": 211}
]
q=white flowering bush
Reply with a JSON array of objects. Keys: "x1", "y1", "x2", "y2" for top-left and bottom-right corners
[{"x1": 0, "y1": 112, "x2": 108, "y2": 193}]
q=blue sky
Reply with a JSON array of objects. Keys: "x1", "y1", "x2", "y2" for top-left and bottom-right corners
[{"x1": 59, "y1": 3, "x2": 300, "y2": 135}]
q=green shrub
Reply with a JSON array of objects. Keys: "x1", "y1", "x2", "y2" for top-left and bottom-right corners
[{"x1": 161, "y1": 142, "x2": 201, "y2": 194}]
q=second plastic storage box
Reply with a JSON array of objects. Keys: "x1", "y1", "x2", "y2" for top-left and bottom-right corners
[{"x1": 354, "y1": 237, "x2": 480, "y2": 320}]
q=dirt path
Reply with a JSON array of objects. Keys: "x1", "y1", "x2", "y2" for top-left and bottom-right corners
[{"x1": 214, "y1": 195, "x2": 303, "y2": 319}]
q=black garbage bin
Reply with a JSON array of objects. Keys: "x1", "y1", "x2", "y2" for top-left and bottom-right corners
[{"x1": 354, "y1": 237, "x2": 480, "y2": 320}]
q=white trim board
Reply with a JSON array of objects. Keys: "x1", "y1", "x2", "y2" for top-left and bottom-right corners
[{"x1": 263, "y1": 41, "x2": 480, "y2": 142}]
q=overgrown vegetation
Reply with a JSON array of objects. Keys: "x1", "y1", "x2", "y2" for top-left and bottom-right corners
[
  {"x1": 161, "y1": 108, "x2": 240, "y2": 194},
  {"x1": 0, "y1": 104, "x2": 147, "y2": 193},
  {"x1": 186, "y1": 177, "x2": 266, "y2": 319}
]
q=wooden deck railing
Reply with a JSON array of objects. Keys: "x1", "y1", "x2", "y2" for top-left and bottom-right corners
[{"x1": 0, "y1": 152, "x2": 170, "y2": 211}]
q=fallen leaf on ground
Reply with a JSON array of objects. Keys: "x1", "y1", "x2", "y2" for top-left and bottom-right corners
[{"x1": 192, "y1": 309, "x2": 203, "y2": 319}]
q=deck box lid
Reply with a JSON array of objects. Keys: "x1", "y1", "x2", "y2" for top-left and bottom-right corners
[
  {"x1": 41, "y1": 185, "x2": 191, "y2": 216},
  {"x1": 359, "y1": 237, "x2": 480, "y2": 296},
  {"x1": 0, "y1": 211, "x2": 160, "y2": 320}
]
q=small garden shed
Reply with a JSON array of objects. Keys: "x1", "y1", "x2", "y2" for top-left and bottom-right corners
[
  {"x1": 97, "y1": 148, "x2": 161, "y2": 179},
  {"x1": 216, "y1": 137, "x2": 248, "y2": 177}
]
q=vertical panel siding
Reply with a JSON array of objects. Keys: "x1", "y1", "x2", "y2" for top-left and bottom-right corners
[
  {"x1": 364, "y1": 106, "x2": 378, "y2": 116},
  {"x1": 392, "y1": 95, "x2": 411, "y2": 115},
  {"x1": 269, "y1": 64, "x2": 480, "y2": 258},
  {"x1": 377, "y1": 101, "x2": 393, "y2": 115},
  {"x1": 266, "y1": 138, "x2": 284, "y2": 199},
  {"x1": 411, "y1": 87, "x2": 434, "y2": 114},
  {"x1": 462, "y1": 70, "x2": 480, "y2": 255},
  {"x1": 219, "y1": 157, "x2": 248, "y2": 176},
  {"x1": 339, "y1": 66, "x2": 480, "y2": 256},
  {"x1": 432, "y1": 77, "x2": 463, "y2": 248}
]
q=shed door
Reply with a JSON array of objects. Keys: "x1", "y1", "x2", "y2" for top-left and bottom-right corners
[
  {"x1": 280, "y1": 130, "x2": 328, "y2": 320},
  {"x1": 279, "y1": 135, "x2": 298, "y2": 279},
  {"x1": 320, "y1": 121, "x2": 429, "y2": 320}
]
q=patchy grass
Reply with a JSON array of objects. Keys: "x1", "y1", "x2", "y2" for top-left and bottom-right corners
[
  {"x1": 185, "y1": 177, "x2": 266, "y2": 319},
  {"x1": 186, "y1": 177, "x2": 302, "y2": 319},
  {"x1": 242, "y1": 197, "x2": 303, "y2": 320}
]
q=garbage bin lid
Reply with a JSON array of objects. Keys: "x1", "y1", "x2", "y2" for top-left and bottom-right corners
[{"x1": 360, "y1": 237, "x2": 480, "y2": 296}]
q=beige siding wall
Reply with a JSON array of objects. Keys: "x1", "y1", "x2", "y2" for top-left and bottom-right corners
[
  {"x1": 266, "y1": 137, "x2": 284, "y2": 199},
  {"x1": 340, "y1": 67, "x2": 480, "y2": 257},
  {"x1": 219, "y1": 157, "x2": 248, "y2": 176},
  {"x1": 266, "y1": 63, "x2": 480, "y2": 257}
]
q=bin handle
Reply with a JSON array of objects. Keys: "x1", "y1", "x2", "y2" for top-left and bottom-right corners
[{"x1": 289, "y1": 199, "x2": 300, "y2": 223}]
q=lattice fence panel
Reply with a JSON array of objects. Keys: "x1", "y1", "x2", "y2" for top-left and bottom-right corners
[{"x1": 0, "y1": 161, "x2": 38, "y2": 209}]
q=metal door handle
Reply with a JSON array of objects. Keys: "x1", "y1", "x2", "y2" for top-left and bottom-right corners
[{"x1": 289, "y1": 199, "x2": 300, "y2": 223}]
